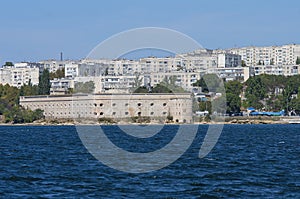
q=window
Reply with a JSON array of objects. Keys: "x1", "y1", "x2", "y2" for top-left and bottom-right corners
[
  {"x1": 112, "y1": 112, "x2": 116, "y2": 115},
  {"x1": 163, "y1": 103, "x2": 167, "y2": 106},
  {"x1": 150, "y1": 103, "x2": 154, "y2": 106},
  {"x1": 112, "y1": 103, "x2": 116, "y2": 106},
  {"x1": 100, "y1": 103, "x2": 103, "y2": 107},
  {"x1": 150, "y1": 112, "x2": 154, "y2": 115},
  {"x1": 100, "y1": 112, "x2": 104, "y2": 115},
  {"x1": 138, "y1": 103, "x2": 142, "y2": 106},
  {"x1": 125, "y1": 112, "x2": 129, "y2": 115},
  {"x1": 125, "y1": 103, "x2": 129, "y2": 106}
]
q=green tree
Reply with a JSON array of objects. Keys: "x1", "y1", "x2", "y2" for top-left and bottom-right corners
[
  {"x1": 50, "y1": 68, "x2": 65, "y2": 80},
  {"x1": 38, "y1": 69, "x2": 51, "y2": 95},
  {"x1": 258, "y1": 60, "x2": 262, "y2": 65},
  {"x1": 74, "y1": 81, "x2": 95, "y2": 93},
  {"x1": 193, "y1": 74, "x2": 223, "y2": 93},
  {"x1": 226, "y1": 93, "x2": 241, "y2": 113},
  {"x1": 20, "y1": 80, "x2": 38, "y2": 96},
  {"x1": 4, "y1": 62, "x2": 14, "y2": 66},
  {"x1": 133, "y1": 86, "x2": 149, "y2": 93},
  {"x1": 245, "y1": 76, "x2": 267, "y2": 109},
  {"x1": 296, "y1": 57, "x2": 300, "y2": 65},
  {"x1": 0, "y1": 83, "x2": 44, "y2": 123},
  {"x1": 193, "y1": 78, "x2": 208, "y2": 92},
  {"x1": 225, "y1": 81, "x2": 243, "y2": 113},
  {"x1": 241, "y1": 60, "x2": 247, "y2": 67}
]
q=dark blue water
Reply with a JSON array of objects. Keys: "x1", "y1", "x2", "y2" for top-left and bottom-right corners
[{"x1": 0, "y1": 125, "x2": 299, "y2": 198}]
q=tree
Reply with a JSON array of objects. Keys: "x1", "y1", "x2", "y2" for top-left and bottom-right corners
[
  {"x1": 133, "y1": 86, "x2": 148, "y2": 93},
  {"x1": 50, "y1": 68, "x2": 65, "y2": 80},
  {"x1": 193, "y1": 74, "x2": 223, "y2": 93},
  {"x1": 20, "y1": 80, "x2": 38, "y2": 96},
  {"x1": 296, "y1": 57, "x2": 300, "y2": 65},
  {"x1": 193, "y1": 78, "x2": 208, "y2": 92},
  {"x1": 245, "y1": 76, "x2": 267, "y2": 109},
  {"x1": 38, "y1": 69, "x2": 51, "y2": 95},
  {"x1": 225, "y1": 80, "x2": 242, "y2": 96},
  {"x1": 0, "y1": 84, "x2": 44, "y2": 123},
  {"x1": 225, "y1": 80, "x2": 243, "y2": 113},
  {"x1": 226, "y1": 93, "x2": 241, "y2": 113},
  {"x1": 241, "y1": 60, "x2": 247, "y2": 67},
  {"x1": 74, "y1": 81, "x2": 95, "y2": 93},
  {"x1": 4, "y1": 62, "x2": 14, "y2": 66},
  {"x1": 258, "y1": 60, "x2": 262, "y2": 65}
]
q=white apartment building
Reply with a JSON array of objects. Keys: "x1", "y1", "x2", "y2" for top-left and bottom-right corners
[
  {"x1": 146, "y1": 71, "x2": 200, "y2": 91},
  {"x1": 0, "y1": 63, "x2": 39, "y2": 88},
  {"x1": 50, "y1": 78, "x2": 74, "y2": 95},
  {"x1": 217, "y1": 53, "x2": 241, "y2": 68},
  {"x1": 108, "y1": 59, "x2": 140, "y2": 75},
  {"x1": 65, "y1": 63, "x2": 79, "y2": 78},
  {"x1": 252, "y1": 64, "x2": 300, "y2": 76},
  {"x1": 225, "y1": 44, "x2": 300, "y2": 66},
  {"x1": 39, "y1": 60, "x2": 74, "y2": 73},
  {"x1": 139, "y1": 57, "x2": 179, "y2": 73},
  {"x1": 101, "y1": 75, "x2": 138, "y2": 93},
  {"x1": 207, "y1": 66, "x2": 252, "y2": 82}
]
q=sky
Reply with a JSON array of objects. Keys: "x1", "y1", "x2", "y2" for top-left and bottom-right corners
[{"x1": 1, "y1": 0, "x2": 300, "y2": 63}]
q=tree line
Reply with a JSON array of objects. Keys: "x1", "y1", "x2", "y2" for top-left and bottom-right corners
[
  {"x1": 194, "y1": 74, "x2": 300, "y2": 115},
  {"x1": 0, "y1": 69, "x2": 53, "y2": 123}
]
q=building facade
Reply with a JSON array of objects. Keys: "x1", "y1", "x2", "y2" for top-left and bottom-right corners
[
  {"x1": 20, "y1": 93, "x2": 193, "y2": 123},
  {"x1": 223, "y1": 44, "x2": 300, "y2": 66},
  {"x1": 0, "y1": 63, "x2": 39, "y2": 88}
]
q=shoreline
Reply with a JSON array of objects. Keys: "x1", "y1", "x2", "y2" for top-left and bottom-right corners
[{"x1": 1, "y1": 117, "x2": 299, "y2": 126}]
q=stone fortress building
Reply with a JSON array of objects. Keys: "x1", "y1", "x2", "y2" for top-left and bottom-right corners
[{"x1": 20, "y1": 93, "x2": 193, "y2": 123}]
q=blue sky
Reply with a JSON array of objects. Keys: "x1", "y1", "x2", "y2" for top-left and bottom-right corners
[{"x1": 1, "y1": 0, "x2": 300, "y2": 63}]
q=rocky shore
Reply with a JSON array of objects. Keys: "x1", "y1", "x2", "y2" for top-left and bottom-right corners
[{"x1": 0, "y1": 116, "x2": 297, "y2": 125}]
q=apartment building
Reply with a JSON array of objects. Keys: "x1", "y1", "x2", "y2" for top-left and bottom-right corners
[
  {"x1": 207, "y1": 66, "x2": 252, "y2": 82},
  {"x1": 146, "y1": 71, "x2": 200, "y2": 91},
  {"x1": 39, "y1": 60, "x2": 70, "y2": 73},
  {"x1": 225, "y1": 44, "x2": 300, "y2": 66},
  {"x1": 0, "y1": 63, "x2": 39, "y2": 88},
  {"x1": 252, "y1": 64, "x2": 300, "y2": 76}
]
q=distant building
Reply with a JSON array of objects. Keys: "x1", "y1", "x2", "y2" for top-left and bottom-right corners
[
  {"x1": 220, "y1": 44, "x2": 300, "y2": 66},
  {"x1": 252, "y1": 64, "x2": 300, "y2": 76},
  {"x1": 217, "y1": 53, "x2": 241, "y2": 68},
  {"x1": 0, "y1": 62, "x2": 39, "y2": 88},
  {"x1": 207, "y1": 66, "x2": 252, "y2": 82},
  {"x1": 146, "y1": 71, "x2": 200, "y2": 91},
  {"x1": 39, "y1": 60, "x2": 74, "y2": 73},
  {"x1": 65, "y1": 63, "x2": 79, "y2": 78},
  {"x1": 50, "y1": 78, "x2": 74, "y2": 95},
  {"x1": 20, "y1": 93, "x2": 193, "y2": 123}
]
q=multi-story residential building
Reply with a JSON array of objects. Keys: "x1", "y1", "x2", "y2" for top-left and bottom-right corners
[
  {"x1": 207, "y1": 66, "x2": 252, "y2": 82},
  {"x1": 50, "y1": 78, "x2": 74, "y2": 95},
  {"x1": 146, "y1": 71, "x2": 200, "y2": 91},
  {"x1": 178, "y1": 49, "x2": 217, "y2": 72},
  {"x1": 139, "y1": 57, "x2": 178, "y2": 73},
  {"x1": 0, "y1": 62, "x2": 39, "y2": 88},
  {"x1": 100, "y1": 75, "x2": 138, "y2": 93},
  {"x1": 65, "y1": 63, "x2": 79, "y2": 78},
  {"x1": 252, "y1": 64, "x2": 300, "y2": 76},
  {"x1": 223, "y1": 44, "x2": 300, "y2": 66},
  {"x1": 39, "y1": 60, "x2": 74, "y2": 73},
  {"x1": 216, "y1": 53, "x2": 241, "y2": 68}
]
